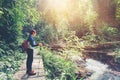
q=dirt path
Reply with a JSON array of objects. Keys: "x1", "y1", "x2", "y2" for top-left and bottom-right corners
[{"x1": 13, "y1": 49, "x2": 46, "y2": 80}]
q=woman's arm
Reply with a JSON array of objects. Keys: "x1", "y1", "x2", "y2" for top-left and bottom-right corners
[{"x1": 28, "y1": 36, "x2": 38, "y2": 47}]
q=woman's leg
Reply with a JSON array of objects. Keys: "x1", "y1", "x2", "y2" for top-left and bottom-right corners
[{"x1": 26, "y1": 49, "x2": 33, "y2": 74}]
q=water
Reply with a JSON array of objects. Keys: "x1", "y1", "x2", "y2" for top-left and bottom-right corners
[
  {"x1": 98, "y1": 72, "x2": 120, "y2": 80},
  {"x1": 84, "y1": 59, "x2": 120, "y2": 80}
]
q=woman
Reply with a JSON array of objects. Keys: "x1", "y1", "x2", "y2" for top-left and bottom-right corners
[{"x1": 26, "y1": 29, "x2": 42, "y2": 76}]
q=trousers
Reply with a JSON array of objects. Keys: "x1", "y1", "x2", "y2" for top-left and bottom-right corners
[{"x1": 26, "y1": 48, "x2": 33, "y2": 73}]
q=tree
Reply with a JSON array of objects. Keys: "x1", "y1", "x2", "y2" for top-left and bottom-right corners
[
  {"x1": 92, "y1": 0, "x2": 120, "y2": 30},
  {"x1": 0, "y1": 0, "x2": 40, "y2": 43}
]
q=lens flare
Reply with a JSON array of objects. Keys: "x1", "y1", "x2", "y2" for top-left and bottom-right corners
[{"x1": 47, "y1": 0, "x2": 68, "y2": 11}]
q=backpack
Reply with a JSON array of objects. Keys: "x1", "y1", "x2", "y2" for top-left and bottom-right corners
[{"x1": 22, "y1": 40, "x2": 28, "y2": 51}]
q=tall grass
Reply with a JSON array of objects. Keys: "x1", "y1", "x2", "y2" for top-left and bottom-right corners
[{"x1": 38, "y1": 47, "x2": 76, "y2": 80}]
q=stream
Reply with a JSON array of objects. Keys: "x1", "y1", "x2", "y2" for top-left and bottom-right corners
[{"x1": 84, "y1": 59, "x2": 120, "y2": 80}]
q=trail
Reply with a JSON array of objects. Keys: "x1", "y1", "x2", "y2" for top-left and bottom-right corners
[{"x1": 14, "y1": 49, "x2": 46, "y2": 80}]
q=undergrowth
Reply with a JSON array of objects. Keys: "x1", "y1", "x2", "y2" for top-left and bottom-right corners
[
  {"x1": 0, "y1": 41, "x2": 26, "y2": 80},
  {"x1": 38, "y1": 47, "x2": 77, "y2": 80}
]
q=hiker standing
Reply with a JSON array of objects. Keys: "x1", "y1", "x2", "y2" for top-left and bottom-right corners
[{"x1": 26, "y1": 29, "x2": 42, "y2": 75}]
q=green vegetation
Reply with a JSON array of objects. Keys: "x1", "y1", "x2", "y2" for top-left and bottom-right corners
[
  {"x1": 0, "y1": 41, "x2": 25, "y2": 80},
  {"x1": 116, "y1": 0, "x2": 120, "y2": 19},
  {"x1": 38, "y1": 47, "x2": 76, "y2": 80},
  {"x1": 114, "y1": 48, "x2": 120, "y2": 63},
  {"x1": 0, "y1": 0, "x2": 120, "y2": 79},
  {"x1": 0, "y1": 0, "x2": 39, "y2": 79}
]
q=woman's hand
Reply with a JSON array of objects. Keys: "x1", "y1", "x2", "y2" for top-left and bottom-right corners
[{"x1": 38, "y1": 43, "x2": 42, "y2": 47}]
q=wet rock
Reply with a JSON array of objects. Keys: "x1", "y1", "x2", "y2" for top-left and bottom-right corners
[{"x1": 98, "y1": 72, "x2": 120, "y2": 80}]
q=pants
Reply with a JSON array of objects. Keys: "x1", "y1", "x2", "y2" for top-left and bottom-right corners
[{"x1": 26, "y1": 48, "x2": 33, "y2": 73}]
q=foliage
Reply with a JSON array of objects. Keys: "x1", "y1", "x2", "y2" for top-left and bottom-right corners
[
  {"x1": 0, "y1": 0, "x2": 40, "y2": 43},
  {"x1": 0, "y1": 0, "x2": 19, "y2": 43},
  {"x1": 35, "y1": 21, "x2": 58, "y2": 44},
  {"x1": 0, "y1": 0, "x2": 40, "y2": 78},
  {"x1": 0, "y1": 0, "x2": 120, "y2": 79},
  {"x1": 97, "y1": 24, "x2": 120, "y2": 42},
  {"x1": 0, "y1": 50, "x2": 25, "y2": 80},
  {"x1": 15, "y1": 0, "x2": 40, "y2": 26},
  {"x1": 114, "y1": 48, "x2": 120, "y2": 63},
  {"x1": 82, "y1": 23, "x2": 120, "y2": 45},
  {"x1": 116, "y1": 0, "x2": 120, "y2": 20},
  {"x1": 64, "y1": 31, "x2": 85, "y2": 51},
  {"x1": 0, "y1": 39, "x2": 26, "y2": 80},
  {"x1": 38, "y1": 0, "x2": 98, "y2": 38},
  {"x1": 39, "y1": 47, "x2": 76, "y2": 80}
]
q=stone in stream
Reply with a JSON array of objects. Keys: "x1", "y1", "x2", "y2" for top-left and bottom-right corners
[{"x1": 98, "y1": 72, "x2": 120, "y2": 80}]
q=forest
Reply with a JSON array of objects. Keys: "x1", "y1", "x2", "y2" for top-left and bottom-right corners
[{"x1": 0, "y1": 0, "x2": 120, "y2": 80}]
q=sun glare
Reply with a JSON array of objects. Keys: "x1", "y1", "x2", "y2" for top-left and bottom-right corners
[{"x1": 47, "y1": 0, "x2": 68, "y2": 11}]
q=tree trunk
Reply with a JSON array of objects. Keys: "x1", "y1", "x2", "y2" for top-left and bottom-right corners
[{"x1": 92, "y1": 0, "x2": 120, "y2": 30}]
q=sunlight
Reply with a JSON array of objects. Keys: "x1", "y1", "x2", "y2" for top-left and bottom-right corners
[
  {"x1": 42, "y1": 0, "x2": 96, "y2": 31},
  {"x1": 47, "y1": 0, "x2": 68, "y2": 11}
]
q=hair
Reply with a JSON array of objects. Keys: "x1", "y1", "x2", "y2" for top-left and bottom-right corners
[{"x1": 30, "y1": 29, "x2": 36, "y2": 35}]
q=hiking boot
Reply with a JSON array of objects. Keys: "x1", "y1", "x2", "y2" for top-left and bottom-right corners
[{"x1": 28, "y1": 71, "x2": 36, "y2": 76}]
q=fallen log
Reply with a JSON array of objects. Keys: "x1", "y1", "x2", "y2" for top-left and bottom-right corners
[
  {"x1": 84, "y1": 41, "x2": 120, "y2": 50},
  {"x1": 83, "y1": 50, "x2": 116, "y2": 56}
]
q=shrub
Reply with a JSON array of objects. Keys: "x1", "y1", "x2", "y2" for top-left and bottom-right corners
[{"x1": 38, "y1": 47, "x2": 76, "y2": 80}]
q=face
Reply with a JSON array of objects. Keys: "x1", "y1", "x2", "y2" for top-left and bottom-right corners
[{"x1": 32, "y1": 31, "x2": 36, "y2": 37}]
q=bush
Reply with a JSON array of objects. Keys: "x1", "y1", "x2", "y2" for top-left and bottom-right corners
[
  {"x1": 35, "y1": 23, "x2": 58, "y2": 44},
  {"x1": 0, "y1": 47, "x2": 25, "y2": 80},
  {"x1": 38, "y1": 47, "x2": 76, "y2": 80},
  {"x1": 114, "y1": 48, "x2": 120, "y2": 64}
]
